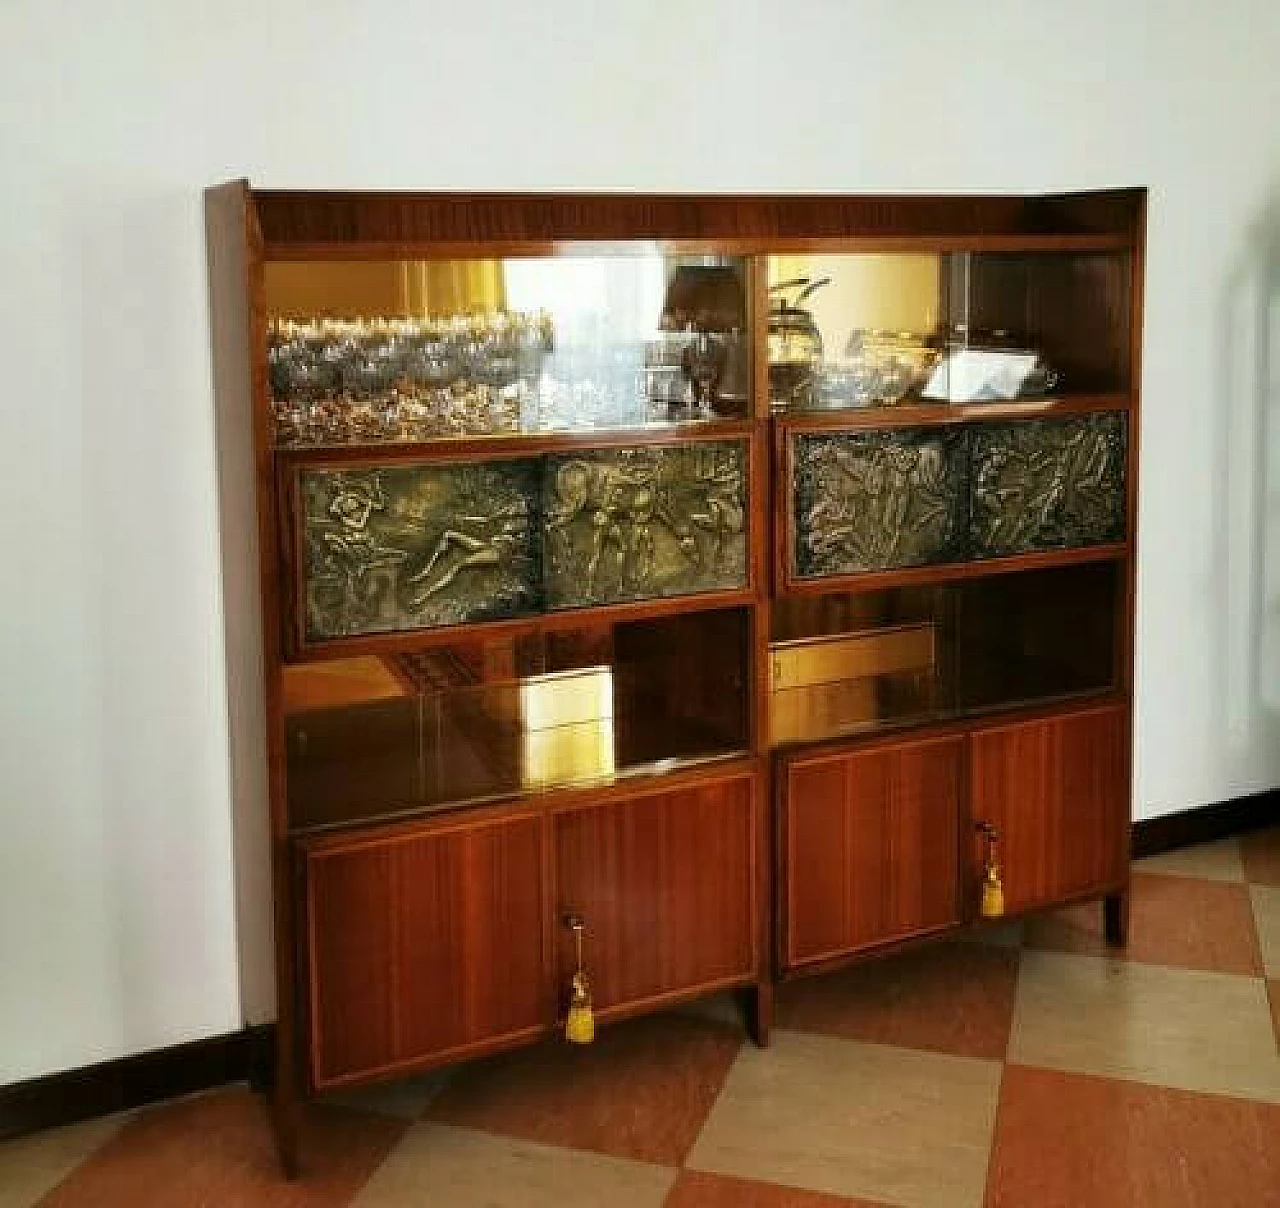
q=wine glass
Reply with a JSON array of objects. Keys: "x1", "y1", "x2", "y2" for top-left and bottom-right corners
[{"x1": 680, "y1": 331, "x2": 726, "y2": 418}]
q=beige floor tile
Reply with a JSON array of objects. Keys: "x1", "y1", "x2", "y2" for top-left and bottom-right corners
[
  {"x1": 353, "y1": 1122, "x2": 676, "y2": 1208},
  {"x1": 687, "y1": 1030, "x2": 1001, "y2": 1208},
  {"x1": 1137, "y1": 838, "x2": 1244, "y2": 882},
  {"x1": 1009, "y1": 950, "x2": 1280, "y2": 1102},
  {"x1": 0, "y1": 1116, "x2": 123, "y2": 1208},
  {"x1": 1252, "y1": 886, "x2": 1280, "y2": 976},
  {"x1": 326, "y1": 1069, "x2": 453, "y2": 1119}
]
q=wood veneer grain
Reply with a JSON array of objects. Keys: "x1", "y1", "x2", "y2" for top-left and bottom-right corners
[{"x1": 782, "y1": 734, "x2": 963, "y2": 968}]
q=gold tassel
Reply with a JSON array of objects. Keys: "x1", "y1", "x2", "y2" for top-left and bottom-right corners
[
  {"x1": 564, "y1": 914, "x2": 595, "y2": 1045},
  {"x1": 981, "y1": 861, "x2": 1005, "y2": 919},
  {"x1": 565, "y1": 971, "x2": 595, "y2": 1045},
  {"x1": 977, "y1": 822, "x2": 1005, "y2": 919}
]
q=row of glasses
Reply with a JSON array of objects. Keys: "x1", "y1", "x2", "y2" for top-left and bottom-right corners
[
  {"x1": 815, "y1": 326, "x2": 1061, "y2": 409},
  {"x1": 269, "y1": 314, "x2": 740, "y2": 444},
  {"x1": 268, "y1": 313, "x2": 553, "y2": 445},
  {"x1": 817, "y1": 328, "x2": 943, "y2": 409}
]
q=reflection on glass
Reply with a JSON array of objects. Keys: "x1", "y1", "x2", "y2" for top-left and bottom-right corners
[
  {"x1": 264, "y1": 255, "x2": 748, "y2": 446},
  {"x1": 772, "y1": 623, "x2": 937, "y2": 744},
  {"x1": 764, "y1": 252, "x2": 1134, "y2": 410},
  {"x1": 769, "y1": 562, "x2": 1119, "y2": 744},
  {"x1": 519, "y1": 667, "x2": 615, "y2": 788},
  {"x1": 768, "y1": 254, "x2": 945, "y2": 411},
  {"x1": 283, "y1": 609, "x2": 750, "y2": 830},
  {"x1": 934, "y1": 252, "x2": 1130, "y2": 400}
]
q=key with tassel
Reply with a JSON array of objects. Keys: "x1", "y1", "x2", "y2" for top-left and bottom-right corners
[
  {"x1": 976, "y1": 821, "x2": 1005, "y2": 919},
  {"x1": 563, "y1": 913, "x2": 595, "y2": 1045}
]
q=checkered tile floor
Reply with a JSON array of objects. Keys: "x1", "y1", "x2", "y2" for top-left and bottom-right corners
[{"x1": 5, "y1": 827, "x2": 1279, "y2": 1207}]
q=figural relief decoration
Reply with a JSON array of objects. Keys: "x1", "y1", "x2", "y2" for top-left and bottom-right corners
[
  {"x1": 300, "y1": 440, "x2": 748, "y2": 641},
  {"x1": 302, "y1": 461, "x2": 542, "y2": 640},
  {"x1": 793, "y1": 430, "x2": 968, "y2": 576},
  {"x1": 969, "y1": 413, "x2": 1126, "y2": 558},
  {"x1": 543, "y1": 442, "x2": 747, "y2": 608}
]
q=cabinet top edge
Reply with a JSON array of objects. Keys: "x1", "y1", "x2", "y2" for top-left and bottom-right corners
[{"x1": 220, "y1": 186, "x2": 1146, "y2": 250}]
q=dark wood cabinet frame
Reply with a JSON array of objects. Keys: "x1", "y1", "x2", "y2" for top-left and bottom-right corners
[{"x1": 207, "y1": 185, "x2": 1143, "y2": 1177}]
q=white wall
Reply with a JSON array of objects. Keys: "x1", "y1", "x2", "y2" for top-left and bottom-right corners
[{"x1": 2, "y1": 0, "x2": 1278, "y2": 1084}]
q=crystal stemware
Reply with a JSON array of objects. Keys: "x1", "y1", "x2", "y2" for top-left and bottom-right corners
[{"x1": 681, "y1": 331, "x2": 726, "y2": 418}]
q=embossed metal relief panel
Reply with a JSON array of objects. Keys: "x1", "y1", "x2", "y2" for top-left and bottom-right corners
[
  {"x1": 543, "y1": 441, "x2": 748, "y2": 609},
  {"x1": 970, "y1": 413, "x2": 1126, "y2": 558},
  {"x1": 301, "y1": 461, "x2": 542, "y2": 640},
  {"x1": 792, "y1": 429, "x2": 968, "y2": 577}
]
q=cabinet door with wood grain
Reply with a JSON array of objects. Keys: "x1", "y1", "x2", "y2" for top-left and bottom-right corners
[
  {"x1": 967, "y1": 702, "x2": 1128, "y2": 916},
  {"x1": 552, "y1": 774, "x2": 757, "y2": 1018},
  {"x1": 302, "y1": 810, "x2": 549, "y2": 1089},
  {"x1": 781, "y1": 734, "x2": 963, "y2": 969}
]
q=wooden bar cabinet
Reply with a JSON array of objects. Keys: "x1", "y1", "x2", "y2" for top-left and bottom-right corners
[{"x1": 206, "y1": 185, "x2": 1144, "y2": 1174}]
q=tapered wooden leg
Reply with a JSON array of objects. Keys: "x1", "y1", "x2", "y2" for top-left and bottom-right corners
[
  {"x1": 742, "y1": 982, "x2": 773, "y2": 1048},
  {"x1": 270, "y1": 1086, "x2": 301, "y2": 1180},
  {"x1": 1103, "y1": 890, "x2": 1129, "y2": 948},
  {"x1": 267, "y1": 1025, "x2": 302, "y2": 1180}
]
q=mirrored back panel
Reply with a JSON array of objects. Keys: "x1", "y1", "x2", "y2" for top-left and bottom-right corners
[
  {"x1": 283, "y1": 607, "x2": 750, "y2": 831},
  {"x1": 264, "y1": 254, "x2": 750, "y2": 446}
]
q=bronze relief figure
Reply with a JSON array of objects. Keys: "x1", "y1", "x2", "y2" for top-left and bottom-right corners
[
  {"x1": 302, "y1": 461, "x2": 542, "y2": 640},
  {"x1": 793, "y1": 429, "x2": 968, "y2": 576},
  {"x1": 299, "y1": 440, "x2": 749, "y2": 641},
  {"x1": 969, "y1": 413, "x2": 1126, "y2": 558},
  {"x1": 543, "y1": 442, "x2": 748, "y2": 608}
]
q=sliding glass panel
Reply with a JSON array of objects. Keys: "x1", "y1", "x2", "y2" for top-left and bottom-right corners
[
  {"x1": 767, "y1": 253, "x2": 948, "y2": 410},
  {"x1": 953, "y1": 251, "x2": 1132, "y2": 398},
  {"x1": 766, "y1": 251, "x2": 1132, "y2": 412},
  {"x1": 264, "y1": 255, "x2": 749, "y2": 446},
  {"x1": 284, "y1": 609, "x2": 750, "y2": 830},
  {"x1": 770, "y1": 562, "x2": 1119, "y2": 745}
]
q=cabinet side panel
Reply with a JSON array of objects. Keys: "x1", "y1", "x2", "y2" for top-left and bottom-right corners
[{"x1": 205, "y1": 182, "x2": 275, "y2": 1025}]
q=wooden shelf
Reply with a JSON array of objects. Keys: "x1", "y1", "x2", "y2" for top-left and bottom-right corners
[
  {"x1": 273, "y1": 417, "x2": 757, "y2": 469},
  {"x1": 781, "y1": 543, "x2": 1127, "y2": 597},
  {"x1": 293, "y1": 752, "x2": 760, "y2": 846},
  {"x1": 776, "y1": 392, "x2": 1128, "y2": 434},
  {"x1": 286, "y1": 585, "x2": 760, "y2": 664},
  {"x1": 768, "y1": 685, "x2": 1123, "y2": 756}
]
